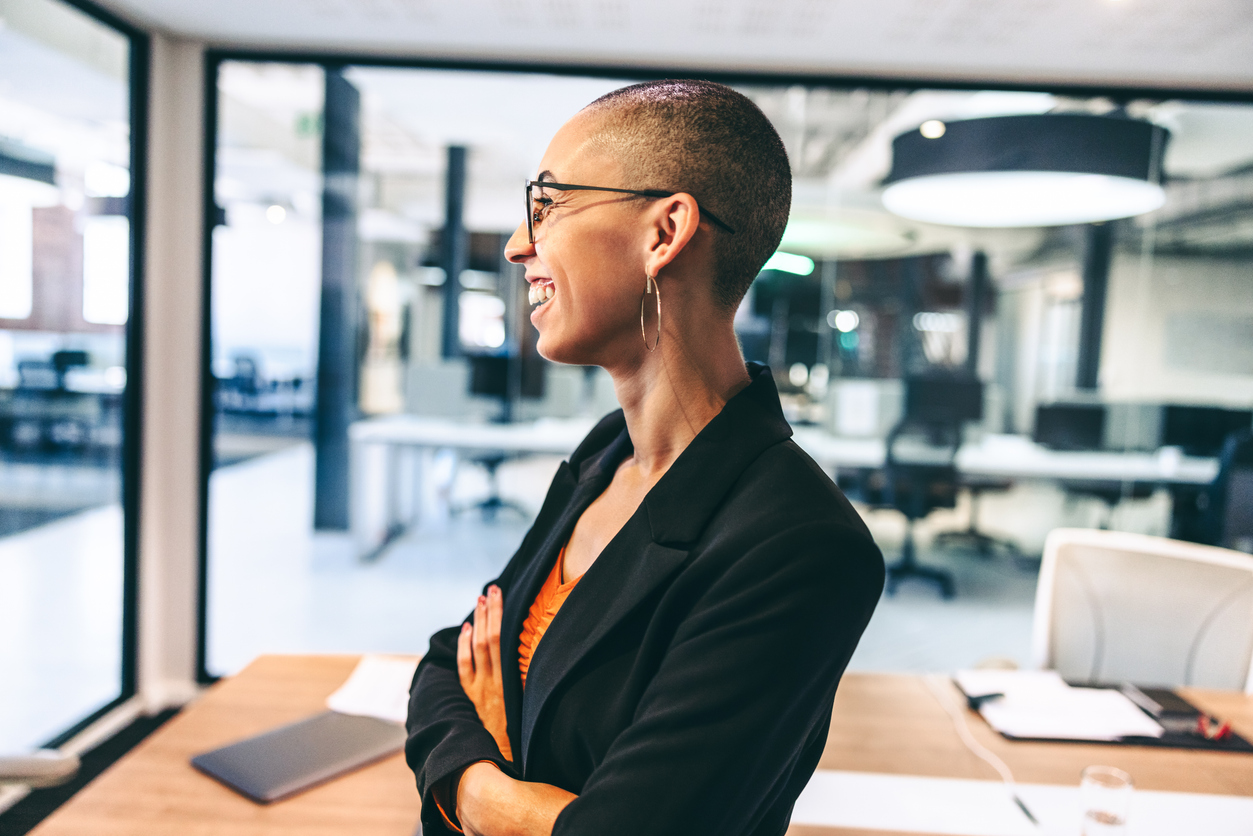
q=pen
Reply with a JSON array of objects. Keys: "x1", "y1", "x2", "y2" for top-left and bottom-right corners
[{"x1": 1012, "y1": 793, "x2": 1039, "y2": 827}]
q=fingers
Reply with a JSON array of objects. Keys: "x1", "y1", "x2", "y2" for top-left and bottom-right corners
[
  {"x1": 472, "y1": 594, "x2": 490, "y2": 676},
  {"x1": 487, "y1": 586, "x2": 503, "y2": 672},
  {"x1": 456, "y1": 621, "x2": 473, "y2": 688}
]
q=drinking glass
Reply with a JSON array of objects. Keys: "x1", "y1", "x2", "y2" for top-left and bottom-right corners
[{"x1": 1080, "y1": 765, "x2": 1134, "y2": 835}]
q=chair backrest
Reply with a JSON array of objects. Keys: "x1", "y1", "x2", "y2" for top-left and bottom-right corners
[{"x1": 1032, "y1": 528, "x2": 1253, "y2": 692}]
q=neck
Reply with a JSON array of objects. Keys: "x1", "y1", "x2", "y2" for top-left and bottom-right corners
[{"x1": 605, "y1": 314, "x2": 751, "y2": 479}]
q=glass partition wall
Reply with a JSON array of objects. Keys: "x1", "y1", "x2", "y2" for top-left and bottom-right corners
[
  {"x1": 0, "y1": 0, "x2": 142, "y2": 751},
  {"x1": 203, "y1": 58, "x2": 1253, "y2": 678}
]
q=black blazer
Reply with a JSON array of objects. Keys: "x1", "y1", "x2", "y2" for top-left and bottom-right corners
[{"x1": 406, "y1": 363, "x2": 884, "y2": 836}]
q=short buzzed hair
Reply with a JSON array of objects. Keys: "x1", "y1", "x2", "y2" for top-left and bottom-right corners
[{"x1": 583, "y1": 80, "x2": 792, "y2": 311}]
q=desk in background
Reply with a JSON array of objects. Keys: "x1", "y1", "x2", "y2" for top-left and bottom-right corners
[
  {"x1": 350, "y1": 415, "x2": 1219, "y2": 558},
  {"x1": 28, "y1": 656, "x2": 1253, "y2": 836},
  {"x1": 349, "y1": 416, "x2": 596, "y2": 557}
]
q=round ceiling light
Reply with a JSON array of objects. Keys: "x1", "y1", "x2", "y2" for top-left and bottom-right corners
[{"x1": 882, "y1": 113, "x2": 1169, "y2": 228}]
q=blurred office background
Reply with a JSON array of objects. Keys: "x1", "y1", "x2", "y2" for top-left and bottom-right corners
[
  {"x1": 200, "y1": 64, "x2": 1253, "y2": 679},
  {"x1": 3, "y1": 0, "x2": 1253, "y2": 757}
]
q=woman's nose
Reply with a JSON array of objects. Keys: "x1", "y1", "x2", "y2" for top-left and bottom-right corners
[{"x1": 504, "y1": 222, "x2": 533, "y2": 263}]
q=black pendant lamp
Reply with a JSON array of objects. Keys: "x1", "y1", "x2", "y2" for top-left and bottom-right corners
[{"x1": 881, "y1": 113, "x2": 1170, "y2": 228}]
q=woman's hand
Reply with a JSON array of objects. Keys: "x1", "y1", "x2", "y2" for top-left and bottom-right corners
[
  {"x1": 457, "y1": 584, "x2": 512, "y2": 761},
  {"x1": 458, "y1": 762, "x2": 577, "y2": 836}
]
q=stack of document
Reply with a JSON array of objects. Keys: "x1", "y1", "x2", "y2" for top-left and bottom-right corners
[{"x1": 954, "y1": 669, "x2": 1165, "y2": 741}]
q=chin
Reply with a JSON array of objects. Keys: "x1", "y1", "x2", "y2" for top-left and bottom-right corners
[{"x1": 534, "y1": 327, "x2": 613, "y2": 368}]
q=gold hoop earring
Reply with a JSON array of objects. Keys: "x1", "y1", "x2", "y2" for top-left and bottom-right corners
[{"x1": 641, "y1": 274, "x2": 661, "y2": 351}]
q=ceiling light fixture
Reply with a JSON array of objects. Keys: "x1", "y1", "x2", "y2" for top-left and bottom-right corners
[
  {"x1": 762, "y1": 251, "x2": 815, "y2": 276},
  {"x1": 881, "y1": 114, "x2": 1169, "y2": 228}
]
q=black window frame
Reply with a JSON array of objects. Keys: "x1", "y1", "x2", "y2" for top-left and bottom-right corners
[{"x1": 30, "y1": 0, "x2": 149, "y2": 748}]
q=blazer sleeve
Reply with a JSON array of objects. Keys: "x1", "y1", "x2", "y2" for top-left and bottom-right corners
[
  {"x1": 405, "y1": 612, "x2": 519, "y2": 834},
  {"x1": 552, "y1": 521, "x2": 884, "y2": 836}
]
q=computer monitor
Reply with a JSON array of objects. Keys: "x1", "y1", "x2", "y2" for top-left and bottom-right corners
[
  {"x1": 467, "y1": 355, "x2": 545, "y2": 401},
  {"x1": 1161, "y1": 405, "x2": 1253, "y2": 457},
  {"x1": 904, "y1": 375, "x2": 984, "y2": 426},
  {"x1": 1033, "y1": 403, "x2": 1106, "y2": 451}
]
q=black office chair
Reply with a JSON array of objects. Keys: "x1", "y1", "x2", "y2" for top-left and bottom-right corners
[
  {"x1": 451, "y1": 355, "x2": 540, "y2": 522},
  {"x1": 931, "y1": 477, "x2": 1021, "y2": 558},
  {"x1": 1180, "y1": 429, "x2": 1253, "y2": 552},
  {"x1": 881, "y1": 418, "x2": 960, "y2": 599},
  {"x1": 451, "y1": 453, "x2": 530, "y2": 522}
]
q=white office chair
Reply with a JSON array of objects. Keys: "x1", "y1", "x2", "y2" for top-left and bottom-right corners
[{"x1": 1032, "y1": 528, "x2": 1253, "y2": 692}]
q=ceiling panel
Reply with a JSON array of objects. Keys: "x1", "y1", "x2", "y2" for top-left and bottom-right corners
[{"x1": 90, "y1": 0, "x2": 1253, "y2": 92}]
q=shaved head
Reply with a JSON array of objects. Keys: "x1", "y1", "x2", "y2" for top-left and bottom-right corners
[{"x1": 582, "y1": 80, "x2": 792, "y2": 311}]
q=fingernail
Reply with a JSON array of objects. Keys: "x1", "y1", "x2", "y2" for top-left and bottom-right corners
[
  {"x1": 462, "y1": 622, "x2": 471, "y2": 632},
  {"x1": 478, "y1": 595, "x2": 486, "y2": 605},
  {"x1": 489, "y1": 586, "x2": 500, "y2": 597}
]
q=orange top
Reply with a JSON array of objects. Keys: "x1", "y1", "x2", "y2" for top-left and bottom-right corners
[
  {"x1": 519, "y1": 545, "x2": 582, "y2": 689},
  {"x1": 435, "y1": 545, "x2": 581, "y2": 833}
]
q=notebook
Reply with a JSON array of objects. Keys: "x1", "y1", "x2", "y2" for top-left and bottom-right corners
[{"x1": 191, "y1": 710, "x2": 407, "y2": 803}]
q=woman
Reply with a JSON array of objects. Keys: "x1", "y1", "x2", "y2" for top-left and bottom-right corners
[{"x1": 406, "y1": 79, "x2": 884, "y2": 836}]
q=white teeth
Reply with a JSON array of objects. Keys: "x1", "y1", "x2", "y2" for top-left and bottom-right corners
[{"x1": 529, "y1": 283, "x2": 554, "y2": 306}]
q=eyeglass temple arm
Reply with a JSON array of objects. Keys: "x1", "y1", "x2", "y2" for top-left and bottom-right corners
[{"x1": 528, "y1": 182, "x2": 736, "y2": 235}]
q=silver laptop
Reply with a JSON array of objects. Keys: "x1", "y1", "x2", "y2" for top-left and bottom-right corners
[{"x1": 191, "y1": 711, "x2": 407, "y2": 803}]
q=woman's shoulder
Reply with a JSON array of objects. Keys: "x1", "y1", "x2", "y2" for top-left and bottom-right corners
[
  {"x1": 709, "y1": 437, "x2": 882, "y2": 569},
  {"x1": 739, "y1": 438, "x2": 868, "y2": 521}
]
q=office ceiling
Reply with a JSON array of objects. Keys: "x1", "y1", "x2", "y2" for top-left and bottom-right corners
[{"x1": 92, "y1": 0, "x2": 1253, "y2": 93}]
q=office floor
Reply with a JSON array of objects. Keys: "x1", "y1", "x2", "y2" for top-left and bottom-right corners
[{"x1": 3, "y1": 440, "x2": 1174, "y2": 752}]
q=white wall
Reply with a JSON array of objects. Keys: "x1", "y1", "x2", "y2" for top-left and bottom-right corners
[
  {"x1": 1102, "y1": 253, "x2": 1253, "y2": 406},
  {"x1": 138, "y1": 33, "x2": 204, "y2": 710}
]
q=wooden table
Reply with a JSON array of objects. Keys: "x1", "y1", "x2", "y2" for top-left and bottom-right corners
[
  {"x1": 29, "y1": 658, "x2": 1253, "y2": 836},
  {"x1": 30, "y1": 656, "x2": 422, "y2": 836},
  {"x1": 804, "y1": 672, "x2": 1253, "y2": 836}
]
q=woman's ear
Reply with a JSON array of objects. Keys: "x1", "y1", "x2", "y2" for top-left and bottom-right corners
[{"x1": 642, "y1": 193, "x2": 701, "y2": 278}]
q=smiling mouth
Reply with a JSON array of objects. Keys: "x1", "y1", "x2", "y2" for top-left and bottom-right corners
[{"x1": 528, "y1": 282, "x2": 554, "y2": 306}]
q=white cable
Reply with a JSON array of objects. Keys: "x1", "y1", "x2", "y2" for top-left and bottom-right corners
[{"x1": 923, "y1": 675, "x2": 1039, "y2": 828}]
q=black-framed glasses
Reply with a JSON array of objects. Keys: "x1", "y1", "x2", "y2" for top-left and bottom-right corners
[{"x1": 525, "y1": 180, "x2": 736, "y2": 243}]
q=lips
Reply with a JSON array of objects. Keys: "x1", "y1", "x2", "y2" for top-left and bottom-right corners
[{"x1": 528, "y1": 281, "x2": 554, "y2": 306}]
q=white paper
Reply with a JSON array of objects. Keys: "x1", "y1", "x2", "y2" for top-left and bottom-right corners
[
  {"x1": 954, "y1": 669, "x2": 1164, "y2": 741},
  {"x1": 792, "y1": 770, "x2": 1253, "y2": 836},
  {"x1": 792, "y1": 770, "x2": 1037, "y2": 836},
  {"x1": 326, "y1": 655, "x2": 418, "y2": 725},
  {"x1": 980, "y1": 687, "x2": 1165, "y2": 740},
  {"x1": 954, "y1": 669, "x2": 1070, "y2": 699}
]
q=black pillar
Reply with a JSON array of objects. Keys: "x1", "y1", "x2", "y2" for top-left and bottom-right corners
[
  {"x1": 901, "y1": 257, "x2": 927, "y2": 376},
  {"x1": 1076, "y1": 223, "x2": 1113, "y2": 391},
  {"x1": 965, "y1": 251, "x2": 988, "y2": 377},
  {"x1": 313, "y1": 68, "x2": 360, "y2": 531},
  {"x1": 441, "y1": 146, "x2": 468, "y2": 359}
]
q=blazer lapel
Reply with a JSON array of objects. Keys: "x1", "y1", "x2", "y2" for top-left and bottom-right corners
[
  {"x1": 519, "y1": 530, "x2": 689, "y2": 770},
  {"x1": 517, "y1": 364, "x2": 794, "y2": 770},
  {"x1": 501, "y1": 425, "x2": 634, "y2": 762}
]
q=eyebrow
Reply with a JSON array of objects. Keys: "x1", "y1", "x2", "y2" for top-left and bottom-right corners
[{"x1": 537, "y1": 170, "x2": 557, "y2": 183}]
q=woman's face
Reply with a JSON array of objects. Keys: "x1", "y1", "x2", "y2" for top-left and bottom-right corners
[{"x1": 504, "y1": 113, "x2": 653, "y2": 367}]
